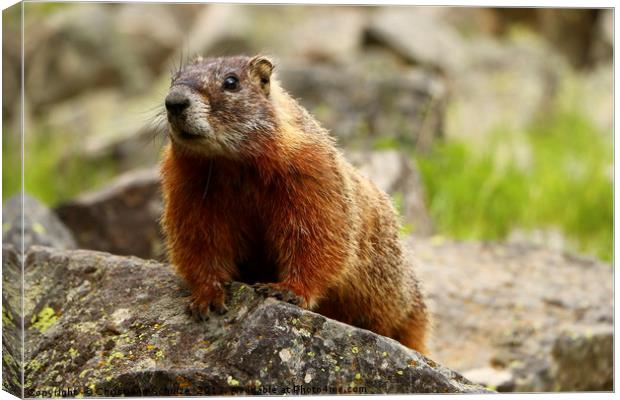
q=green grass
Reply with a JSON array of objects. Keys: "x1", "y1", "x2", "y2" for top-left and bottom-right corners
[
  {"x1": 416, "y1": 107, "x2": 613, "y2": 262},
  {"x1": 2, "y1": 128, "x2": 118, "y2": 205}
]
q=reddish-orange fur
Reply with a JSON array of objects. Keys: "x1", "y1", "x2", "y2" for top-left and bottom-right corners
[{"x1": 160, "y1": 55, "x2": 428, "y2": 353}]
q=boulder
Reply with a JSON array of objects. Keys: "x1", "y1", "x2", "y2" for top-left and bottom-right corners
[
  {"x1": 411, "y1": 237, "x2": 613, "y2": 391},
  {"x1": 47, "y1": 74, "x2": 170, "y2": 174},
  {"x1": 444, "y1": 35, "x2": 568, "y2": 143},
  {"x1": 366, "y1": 7, "x2": 466, "y2": 73},
  {"x1": 278, "y1": 62, "x2": 446, "y2": 150},
  {"x1": 186, "y1": 4, "x2": 368, "y2": 64},
  {"x1": 55, "y1": 168, "x2": 164, "y2": 261},
  {"x1": 21, "y1": 246, "x2": 489, "y2": 395},
  {"x1": 22, "y1": 3, "x2": 202, "y2": 114},
  {"x1": 550, "y1": 325, "x2": 613, "y2": 391},
  {"x1": 3, "y1": 194, "x2": 77, "y2": 251},
  {"x1": 346, "y1": 150, "x2": 433, "y2": 235}
]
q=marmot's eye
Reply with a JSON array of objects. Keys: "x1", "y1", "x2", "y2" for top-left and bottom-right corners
[{"x1": 223, "y1": 76, "x2": 240, "y2": 91}]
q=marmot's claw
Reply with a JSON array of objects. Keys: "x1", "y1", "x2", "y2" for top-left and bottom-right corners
[
  {"x1": 186, "y1": 285, "x2": 228, "y2": 321},
  {"x1": 187, "y1": 300, "x2": 210, "y2": 321},
  {"x1": 253, "y1": 283, "x2": 304, "y2": 306},
  {"x1": 210, "y1": 302, "x2": 228, "y2": 315}
]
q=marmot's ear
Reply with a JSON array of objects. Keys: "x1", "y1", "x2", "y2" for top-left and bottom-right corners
[{"x1": 249, "y1": 55, "x2": 274, "y2": 96}]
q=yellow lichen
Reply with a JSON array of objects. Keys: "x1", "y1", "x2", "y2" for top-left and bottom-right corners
[
  {"x1": 351, "y1": 347, "x2": 359, "y2": 354},
  {"x1": 227, "y1": 376, "x2": 240, "y2": 386},
  {"x1": 31, "y1": 306, "x2": 58, "y2": 333},
  {"x1": 3, "y1": 309, "x2": 13, "y2": 325},
  {"x1": 107, "y1": 351, "x2": 124, "y2": 362}
]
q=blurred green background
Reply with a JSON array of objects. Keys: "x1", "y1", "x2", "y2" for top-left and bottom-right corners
[{"x1": 2, "y1": 3, "x2": 613, "y2": 261}]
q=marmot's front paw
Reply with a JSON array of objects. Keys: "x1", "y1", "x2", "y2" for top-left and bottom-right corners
[
  {"x1": 253, "y1": 283, "x2": 306, "y2": 307},
  {"x1": 186, "y1": 282, "x2": 228, "y2": 321}
]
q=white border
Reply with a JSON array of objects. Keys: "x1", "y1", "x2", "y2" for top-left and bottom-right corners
[{"x1": 0, "y1": 1, "x2": 616, "y2": 400}]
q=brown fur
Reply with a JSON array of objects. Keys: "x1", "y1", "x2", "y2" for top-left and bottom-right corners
[{"x1": 160, "y1": 55, "x2": 429, "y2": 353}]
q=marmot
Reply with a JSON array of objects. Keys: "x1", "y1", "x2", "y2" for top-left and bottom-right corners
[{"x1": 160, "y1": 55, "x2": 429, "y2": 353}]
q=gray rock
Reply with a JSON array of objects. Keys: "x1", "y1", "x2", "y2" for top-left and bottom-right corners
[
  {"x1": 444, "y1": 35, "x2": 567, "y2": 143},
  {"x1": 187, "y1": 5, "x2": 368, "y2": 64},
  {"x1": 23, "y1": 3, "x2": 203, "y2": 115},
  {"x1": 278, "y1": 63, "x2": 446, "y2": 150},
  {"x1": 55, "y1": 168, "x2": 164, "y2": 261},
  {"x1": 22, "y1": 246, "x2": 489, "y2": 395},
  {"x1": 3, "y1": 194, "x2": 77, "y2": 251},
  {"x1": 550, "y1": 325, "x2": 613, "y2": 391},
  {"x1": 366, "y1": 7, "x2": 466, "y2": 73},
  {"x1": 410, "y1": 238, "x2": 613, "y2": 392},
  {"x1": 2, "y1": 244, "x2": 23, "y2": 398},
  {"x1": 346, "y1": 150, "x2": 433, "y2": 235},
  {"x1": 461, "y1": 367, "x2": 514, "y2": 392}
]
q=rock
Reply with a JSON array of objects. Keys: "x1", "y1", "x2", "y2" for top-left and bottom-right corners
[
  {"x1": 187, "y1": 5, "x2": 368, "y2": 64},
  {"x1": 2, "y1": 244, "x2": 23, "y2": 398},
  {"x1": 23, "y1": 3, "x2": 202, "y2": 115},
  {"x1": 444, "y1": 35, "x2": 567, "y2": 143},
  {"x1": 461, "y1": 367, "x2": 514, "y2": 392},
  {"x1": 491, "y1": 8, "x2": 604, "y2": 69},
  {"x1": 3, "y1": 194, "x2": 77, "y2": 250},
  {"x1": 410, "y1": 237, "x2": 613, "y2": 391},
  {"x1": 46, "y1": 73, "x2": 170, "y2": 174},
  {"x1": 550, "y1": 325, "x2": 613, "y2": 391},
  {"x1": 55, "y1": 167, "x2": 164, "y2": 260},
  {"x1": 22, "y1": 246, "x2": 489, "y2": 395},
  {"x1": 573, "y1": 63, "x2": 613, "y2": 136},
  {"x1": 25, "y1": 4, "x2": 149, "y2": 113},
  {"x1": 278, "y1": 62, "x2": 446, "y2": 150},
  {"x1": 366, "y1": 7, "x2": 466, "y2": 73},
  {"x1": 346, "y1": 150, "x2": 433, "y2": 235}
]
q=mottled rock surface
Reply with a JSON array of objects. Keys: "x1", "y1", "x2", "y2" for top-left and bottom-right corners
[
  {"x1": 55, "y1": 168, "x2": 164, "y2": 261},
  {"x1": 3, "y1": 194, "x2": 77, "y2": 251},
  {"x1": 412, "y1": 237, "x2": 613, "y2": 391},
  {"x1": 22, "y1": 246, "x2": 488, "y2": 396},
  {"x1": 2, "y1": 245, "x2": 23, "y2": 398},
  {"x1": 550, "y1": 325, "x2": 613, "y2": 391}
]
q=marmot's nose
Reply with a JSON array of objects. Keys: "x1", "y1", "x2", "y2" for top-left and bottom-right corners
[{"x1": 165, "y1": 92, "x2": 190, "y2": 116}]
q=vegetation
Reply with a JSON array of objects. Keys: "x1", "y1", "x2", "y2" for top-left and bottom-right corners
[
  {"x1": 416, "y1": 102, "x2": 612, "y2": 262},
  {"x1": 2, "y1": 128, "x2": 118, "y2": 205}
]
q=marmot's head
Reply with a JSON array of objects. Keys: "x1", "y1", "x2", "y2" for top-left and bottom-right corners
[{"x1": 165, "y1": 55, "x2": 277, "y2": 157}]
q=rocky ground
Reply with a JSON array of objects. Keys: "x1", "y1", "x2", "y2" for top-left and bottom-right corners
[
  {"x1": 3, "y1": 199, "x2": 489, "y2": 396},
  {"x1": 2, "y1": 191, "x2": 613, "y2": 394}
]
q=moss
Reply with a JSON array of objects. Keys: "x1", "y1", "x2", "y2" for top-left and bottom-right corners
[
  {"x1": 351, "y1": 346, "x2": 359, "y2": 354},
  {"x1": 31, "y1": 306, "x2": 58, "y2": 333}
]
